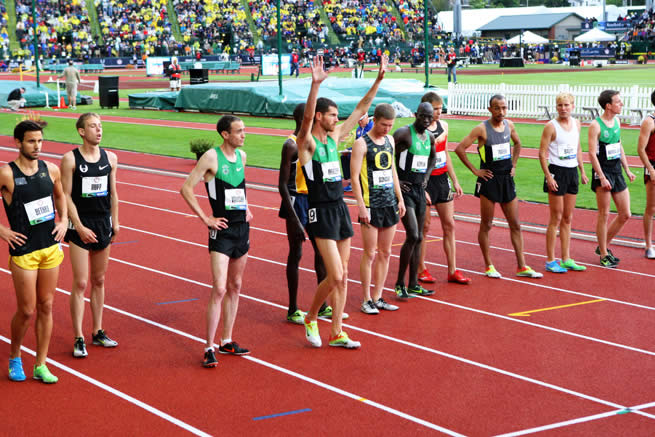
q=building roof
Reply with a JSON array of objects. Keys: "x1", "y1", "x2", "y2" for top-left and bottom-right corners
[{"x1": 477, "y1": 12, "x2": 585, "y2": 31}]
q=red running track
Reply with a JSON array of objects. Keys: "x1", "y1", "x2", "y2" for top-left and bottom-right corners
[{"x1": 1, "y1": 149, "x2": 654, "y2": 436}]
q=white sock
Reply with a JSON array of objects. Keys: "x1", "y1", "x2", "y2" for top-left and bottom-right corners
[
  {"x1": 205, "y1": 346, "x2": 214, "y2": 352},
  {"x1": 221, "y1": 339, "x2": 232, "y2": 346}
]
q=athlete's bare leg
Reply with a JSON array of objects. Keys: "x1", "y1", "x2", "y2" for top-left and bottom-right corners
[{"x1": 500, "y1": 198, "x2": 526, "y2": 269}]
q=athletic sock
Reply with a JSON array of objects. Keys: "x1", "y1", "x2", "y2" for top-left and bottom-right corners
[{"x1": 221, "y1": 339, "x2": 232, "y2": 346}]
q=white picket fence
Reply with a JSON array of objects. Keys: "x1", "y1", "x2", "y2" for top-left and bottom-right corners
[{"x1": 447, "y1": 83, "x2": 653, "y2": 124}]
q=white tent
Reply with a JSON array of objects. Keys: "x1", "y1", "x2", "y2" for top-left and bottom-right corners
[
  {"x1": 506, "y1": 31, "x2": 549, "y2": 44},
  {"x1": 574, "y1": 28, "x2": 616, "y2": 42}
]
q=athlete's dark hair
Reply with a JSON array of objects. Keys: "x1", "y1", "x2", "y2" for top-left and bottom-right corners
[
  {"x1": 76, "y1": 112, "x2": 100, "y2": 130},
  {"x1": 216, "y1": 115, "x2": 241, "y2": 136},
  {"x1": 421, "y1": 92, "x2": 442, "y2": 105},
  {"x1": 315, "y1": 97, "x2": 337, "y2": 117},
  {"x1": 14, "y1": 120, "x2": 43, "y2": 142},
  {"x1": 373, "y1": 103, "x2": 395, "y2": 120},
  {"x1": 293, "y1": 103, "x2": 306, "y2": 131},
  {"x1": 651, "y1": 90, "x2": 655, "y2": 107},
  {"x1": 598, "y1": 90, "x2": 620, "y2": 110},
  {"x1": 489, "y1": 94, "x2": 505, "y2": 107}
]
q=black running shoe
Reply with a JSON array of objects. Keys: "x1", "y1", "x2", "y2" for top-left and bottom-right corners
[
  {"x1": 595, "y1": 246, "x2": 620, "y2": 262},
  {"x1": 203, "y1": 349, "x2": 218, "y2": 367},
  {"x1": 92, "y1": 329, "x2": 118, "y2": 347},
  {"x1": 218, "y1": 342, "x2": 251, "y2": 356},
  {"x1": 73, "y1": 337, "x2": 88, "y2": 358},
  {"x1": 600, "y1": 255, "x2": 619, "y2": 268}
]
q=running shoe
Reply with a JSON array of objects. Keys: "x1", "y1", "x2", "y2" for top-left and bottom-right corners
[
  {"x1": 92, "y1": 329, "x2": 118, "y2": 347},
  {"x1": 517, "y1": 266, "x2": 543, "y2": 278},
  {"x1": 360, "y1": 300, "x2": 380, "y2": 314},
  {"x1": 418, "y1": 269, "x2": 436, "y2": 283},
  {"x1": 286, "y1": 309, "x2": 306, "y2": 325},
  {"x1": 218, "y1": 342, "x2": 250, "y2": 356},
  {"x1": 407, "y1": 284, "x2": 435, "y2": 296},
  {"x1": 343, "y1": 184, "x2": 352, "y2": 192},
  {"x1": 595, "y1": 246, "x2": 620, "y2": 262},
  {"x1": 317, "y1": 306, "x2": 350, "y2": 320},
  {"x1": 600, "y1": 255, "x2": 619, "y2": 268},
  {"x1": 394, "y1": 284, "x2": 414, "y2": 299},
  {"x1": 203, "y1": 349, "x2": 218, "y2": 368},
  {"x1": 646, "y1": 247, "x2": 655, "y2": 259},
  {"x1": 447, "y1": 270, "x2": 472, "y2": 284},
  {"x1": 375, "y1": 298, "x2": 399, "y2": 311},
  {"x1": 33, "y1": 364, "x2": 58, "y2": 384},
  {"x1": 73, "y1": 337, "x2": 88, "y2": 358},
  {"x1": 8, "y1": 357, "x2": 25, "y2": 382},
  {"x1": 304, "y1": 318, "x2": 322, "y2": 348},
  {"x1": 484, "y1": 265, "x2": 502, "y2": 278},
  {"x1": 560, "y1": 259, "x2": 587, "y2": 271},
  {"x1": 545, "y1": 260, "x2": 567, "y2": 273},
  {"x1": 328, "y1": 331, "x2": 361, "y2": 349}
]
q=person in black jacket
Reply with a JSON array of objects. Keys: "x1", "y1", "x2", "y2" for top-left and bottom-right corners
[{"x1": 7, "y1": 87, "x2": 26, "y2": 111}]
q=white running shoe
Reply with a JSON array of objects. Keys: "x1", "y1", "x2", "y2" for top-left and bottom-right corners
[
  {"x1": 375, "y1": 298, "x2": 399, "y2": 311},
  {"x1": 360, "y1": 300, "x2": 380, "y2": 314}
]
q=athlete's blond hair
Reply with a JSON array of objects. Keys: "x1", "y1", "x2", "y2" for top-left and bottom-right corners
[{"x1": 556, "y1": 92, "x2": 575, "y2": 105}]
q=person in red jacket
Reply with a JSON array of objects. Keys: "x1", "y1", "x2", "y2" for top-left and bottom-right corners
[{"x1": 168, "y1": 56, "x2": 181, "y2": 91}]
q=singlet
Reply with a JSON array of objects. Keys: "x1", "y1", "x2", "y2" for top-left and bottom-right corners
[
  {"x1": 397, "y1": 124, "x2": 431, "y2": 184},
  {"x1": 285, "y1": 135, "x2": 308, "y2": 195},
  {"x1": 429, "y1": 121, "x2": 448, "y2": 176},
  {"x1": 359, "y1": 133, "x2": 396, "y2": 208},
  {"x1": 205, "y1": 147, "x2": 247, "y2": 224},
  {"x1": 2, "y1": 161, "x2": 57, "y2": 256},
  {"x1": 302, "y1": 135, "x2": 343, "y2": 204},
  {"x1": 646, "y1": 115, "x2": 655, "y2": 161},
  {"x1": 479, "y1": 120, "x2": 512, "y2": 175},
  {"x1": 595, "y1": 116, "x2": 622, "y2": 174},
  {"x1": 547, "y1": 119, "x2": 579, "y2": 168},
  {"x1": 71, "y1": 148, "x2": 112, "y2": 217}
]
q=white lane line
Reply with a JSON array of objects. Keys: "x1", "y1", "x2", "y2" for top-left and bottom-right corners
[{"x1": 0, "y1": 334, "x2": 211, "y2": 437}]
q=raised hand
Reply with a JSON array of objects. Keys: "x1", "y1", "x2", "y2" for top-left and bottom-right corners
[
  {"x1": 377, "y1": 54, "x2": 388, "y2": 80},
  {"x1": 311, "y1": 55, "x2": 328, "y2": 83}
]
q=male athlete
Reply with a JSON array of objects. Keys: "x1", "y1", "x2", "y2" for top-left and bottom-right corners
[
  {"x1": 296, "y1": 55, "x2": 387, "y2": 348},
  {"x1": 181, "y1": 115, "x2": 253, "y2": 367},
  {"x1": 350, "y1": 103, "x2": 405, "y2": 314},
  {"x1": 61, "y1": 113, "x2": 120, "y2": 358},
  {"x1": 588, "y1": 90, "x2": 635, "y2": 267},
  {"x1": 637, "y1": 90, "x2": 655, "y2": 259},
  {"x1": 393, "y1": 102, "x2": 437, "y2": 298},
  {"x1": 538, "y1": 92, "x2": 588, "y2": 273},
  {"x1": 455, "y1": 95, "x2": 542, "y2": 279},
  {"x1": 2, "y1": 121, "x2": 68, "y2": 383}
]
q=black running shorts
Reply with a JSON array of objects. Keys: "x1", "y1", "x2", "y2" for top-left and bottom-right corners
[
  {"x1": 644, "y1": 160, "x2": 655, "y2": 184},
  {"x1": 426, "y1": 173, "x2": 454, "y2": 204},
  {"x1": 306, "y1": 201, "x2": 354, "y2": 241},
  {"x1": 367, "y1": 204, "x2": 400, "y2": 229},
  {"x1": 474, "y1": 174, "x2": 516, "y2": 204},
  {"x1": 543, "y1": 164, "x2": 579, "y2": 196},
  {"x1": 401, "y1": 182, "x2": 426, "y2": 223},
  {"x1": 591, "y1": 170, "x2": 627, "y2": 193},
  {"x1": 208, "y1": 222, "x2": 250, "y2": 258},
  {"x1": 278, "y1": 193, "x2": 310, "y2": 228},
  {"x1": 65, "y1": 215, "x2": 113, "y2": 251}
]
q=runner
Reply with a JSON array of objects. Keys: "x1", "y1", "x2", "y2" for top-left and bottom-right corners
[
  {"x1": 637, "y1": 90, "x2": 655, "y2": 259},
  {"x1": 417, "y1": 92, "x2": 471, "y2": 285},
  {"x1": 350, "y1": 103, "x2": 405, "y2": 314},
  {"x1": 180, "y1": 115, "x2": 253, "y2": 367},
  {"x1": 61, "y1": 113, "x2": 120, "y2": 358},
  {"x1": 588, "y1": 90, "x2": 635, "y2": 268},
  {"x1": 538, "y1": 92, "x2": 589, "y2": 273},
  {"x1": 393, "y1": 102, "x2": 437, "y2": 298},
  {"x1": 2, "y1": 121, "x2": 68, "y2": 383},
  {"x1": 454, "y1": 95, "x2": 543, "y2": 279},
  {"x1": 296, "y1": 55, "x2": 387, "y2": 348}
]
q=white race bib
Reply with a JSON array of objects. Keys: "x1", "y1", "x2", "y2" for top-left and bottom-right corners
[
  {"x1": 24, "y1": 196, "x2": 55, "y2": 225},
  {"x1": 372, "y1": 169, "x2": 393, "y2": 189},
  {"x1": 492, "y1": 142, "x2": 511, "y2": 161},
  {"x1": 434, "y1": 151, "x2": 447, "y2": 169},
  {"x1": 605, "y1": 142, "x2": 621, "y2": 160},
  {"x1": 557, "y1": 144, "x2": 576, "y2": 160},
  {"x1": 224, "y1": 188, "x2": 247, "y2": 210},
  {"x1": 411, "y1": 155, "x2": 428, "y2": 173},
  {"x1": 82, "y1": 175, "x2": 108, "y2": 197},
  {"x1": 321, "y1": 161, "x2": 342, "y2": 182}
]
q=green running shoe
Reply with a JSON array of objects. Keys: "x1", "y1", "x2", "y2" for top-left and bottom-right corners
[
  {"x1": 33, "y1": 364, "x2": 58, "y2": 384},
  {"x1": 407, "y1": 284, "x2": 435, "y2": 296},
  {"x1": 317, "y1": 306, "x2": 349, "y2": 320},
  {"x1": 286, "y1": 309, "x2": 306, "y2": 325},
  {"x1": 560, "y1": 259, "x2": 587, "y2": 271},
  {"x1": 304, "y1": 319, "x2": 321, "y2": 348},
  {"x1": 394, "y1": 284, "x2": 415, "y2": 299},
  {"x1": 328, "y1": 331, "x2": 361, "y2": 349}
]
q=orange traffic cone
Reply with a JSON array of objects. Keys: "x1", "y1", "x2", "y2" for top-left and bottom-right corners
[{"x1": 59, "y1": 96, "x2": 68, "y2": 109}]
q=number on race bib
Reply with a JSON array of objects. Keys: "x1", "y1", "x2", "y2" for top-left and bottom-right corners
[
  {"x1": 411, "y1": 155, "x2": 428, "y2": 173},
  {"x1": 224, "y1": 188, "x2": 247, "y2": 210},
  {"x1": 558, "y1": 144, "x2": 576, "y2": 160},
  {"x1": 321, "y1": 161, "x2": 342, "y2": 182},
  {"x1": 492, "y1": 142, "x2": 511, "y2": 161},
  {"x1": 434, "y1": 151, "x2": 447, "y2": 169},
  {"x1": 372, "y1": 170, "x2": 393, "y2": 188},
  {"x1": 605, "y1": 143, "x2": 621, "y2": 160},
  {"x1": 24, "y1": 197, "x2": 55, "y2": 225},
  {"x1": 81, "y1": 176, "x2": 108, "y2": 197},
  {"x1": 308, "y1": 208, "x2": 317, "y2": 223}
]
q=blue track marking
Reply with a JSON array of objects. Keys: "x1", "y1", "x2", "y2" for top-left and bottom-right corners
[
  {"x1": 252, "y1": 408, "x2": 311, "y2": 421},
  {"x1": 156, "y1": 298, "x2": 199, "y2": 305}
]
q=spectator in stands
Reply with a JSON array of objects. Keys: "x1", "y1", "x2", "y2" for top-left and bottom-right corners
[
  {"x1": 7, "y1": 87, "x2": 26, "y2": 111},
  {"x1": 59, "y1": 59, "x2": 81, "y2": 110},
  {"x1": 446, "y1": 46, "x2": 457, "y2": 84},
  {"x1": 290, "y1": 49, "x2": 300, "y2": 78}
]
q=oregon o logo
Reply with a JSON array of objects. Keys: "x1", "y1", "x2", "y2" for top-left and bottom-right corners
[{"x1": 374, "y1": 151, "x2": 392, "y2": 170}]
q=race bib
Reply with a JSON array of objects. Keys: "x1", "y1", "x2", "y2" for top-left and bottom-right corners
[
  {"x1": 605, "y1": 142, "x2": 621, "y2": 160},
  {"x1": 372, "y1": 169, "x2": 393, "y2": 189},
  {"x1": 491, "y1": 142, "x2": 511, "y2": 161},
  {"x1": 24, "y1": 196, "x2": 55, "y2": 225},
  {"x1": 81, "y1": 175, "x2": 108, "y2": 197},
  {"x1": 557, "y1": 143, "x2": 576, "y2": 160},
  {"x1": 321, "y1": 161, "x2": 342, "y2": 182},
  {"x1": 411, "y1": 155, "x2": 428, "y2": 173},
  {"x1": 224, "y1": 188, "x2": 247, "y2": 210},
  {"x1": 434, "y1": 151, "x2": 447, "y2": 169}
]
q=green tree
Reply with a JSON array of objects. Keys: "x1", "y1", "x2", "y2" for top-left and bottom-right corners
[
  {"x1": 469, "y1": 0, "x2": 487, "y2": 8},
  {"x1": 431, "y1": 0, "x2": 451, "y2": 12},
  {"x1": 492, "y1": 0, "x2": 519, "y2": 7},
  {"x1": 543, "y1": 0, "x2": 569, "y2": 6}
]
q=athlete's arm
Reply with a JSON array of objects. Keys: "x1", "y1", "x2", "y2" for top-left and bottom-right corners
[
  {"x1": 47, "y1": 162, "x2": 68, "y2": 242},
  {"x1": 297, "y1": 56, "x2": 327, "y2": 165},
  {"x1": 392, "y1": 126, "x2": 412, "y2": 192},
  {"x1": 0, "y1": 165, "x2": 27, "y2": 249},
  {"x1": 389, "y1": 136, "x2": 406, "y2": 218},
  {"x1": 180, "y1": 149, "x2": 228, "y2": 230},
  {"x1": 587, "y1": 120, "x2": 611, "y2": 190},
  {"x1": 619, "y1": 144, "x2": 636, "y2": 182},
  {"x1": 241, "y1": 149, "x2": 254, "y2": 222},
  {"x1": 108, "y1": 151, "x2": 120, "y2": 242},
  {"x1": 60, "y1": 151, "x2": 97, "y2": 243},
  {"x1": 508, "y1": 120, "x2": 521, "y2": 177},
  {"x1": 539, "y1": 122, "x2": 558, "y2": 192},
  {"x1": 278, "y1": 141, "x2": 305, "y2": 240},
  {"x1": 423, "y1": 132, "x2": 436, "y2": 188},
  {"x1": 349, "y1": 136, "x2": 369, "y2": 224},
  {"x1": 455, "y1": 124, "x2": 492, "y2": 180},
  {"x1": 637, "y1": 116, "x2": 655, "y2": 184},
  {"x1": 575, "y1": 119, "x2": 589, "y2": 185},
  {"x1": 439, "y1": 121, "x2": 461, "y2": 196}
]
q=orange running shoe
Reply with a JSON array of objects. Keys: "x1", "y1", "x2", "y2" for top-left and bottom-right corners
[
  {"x1": 447, "y1": 270, "x2": 472, "y2": 284},
  {"x1": 418, "y1": 269, "x2": 436, "y2": 283}
]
